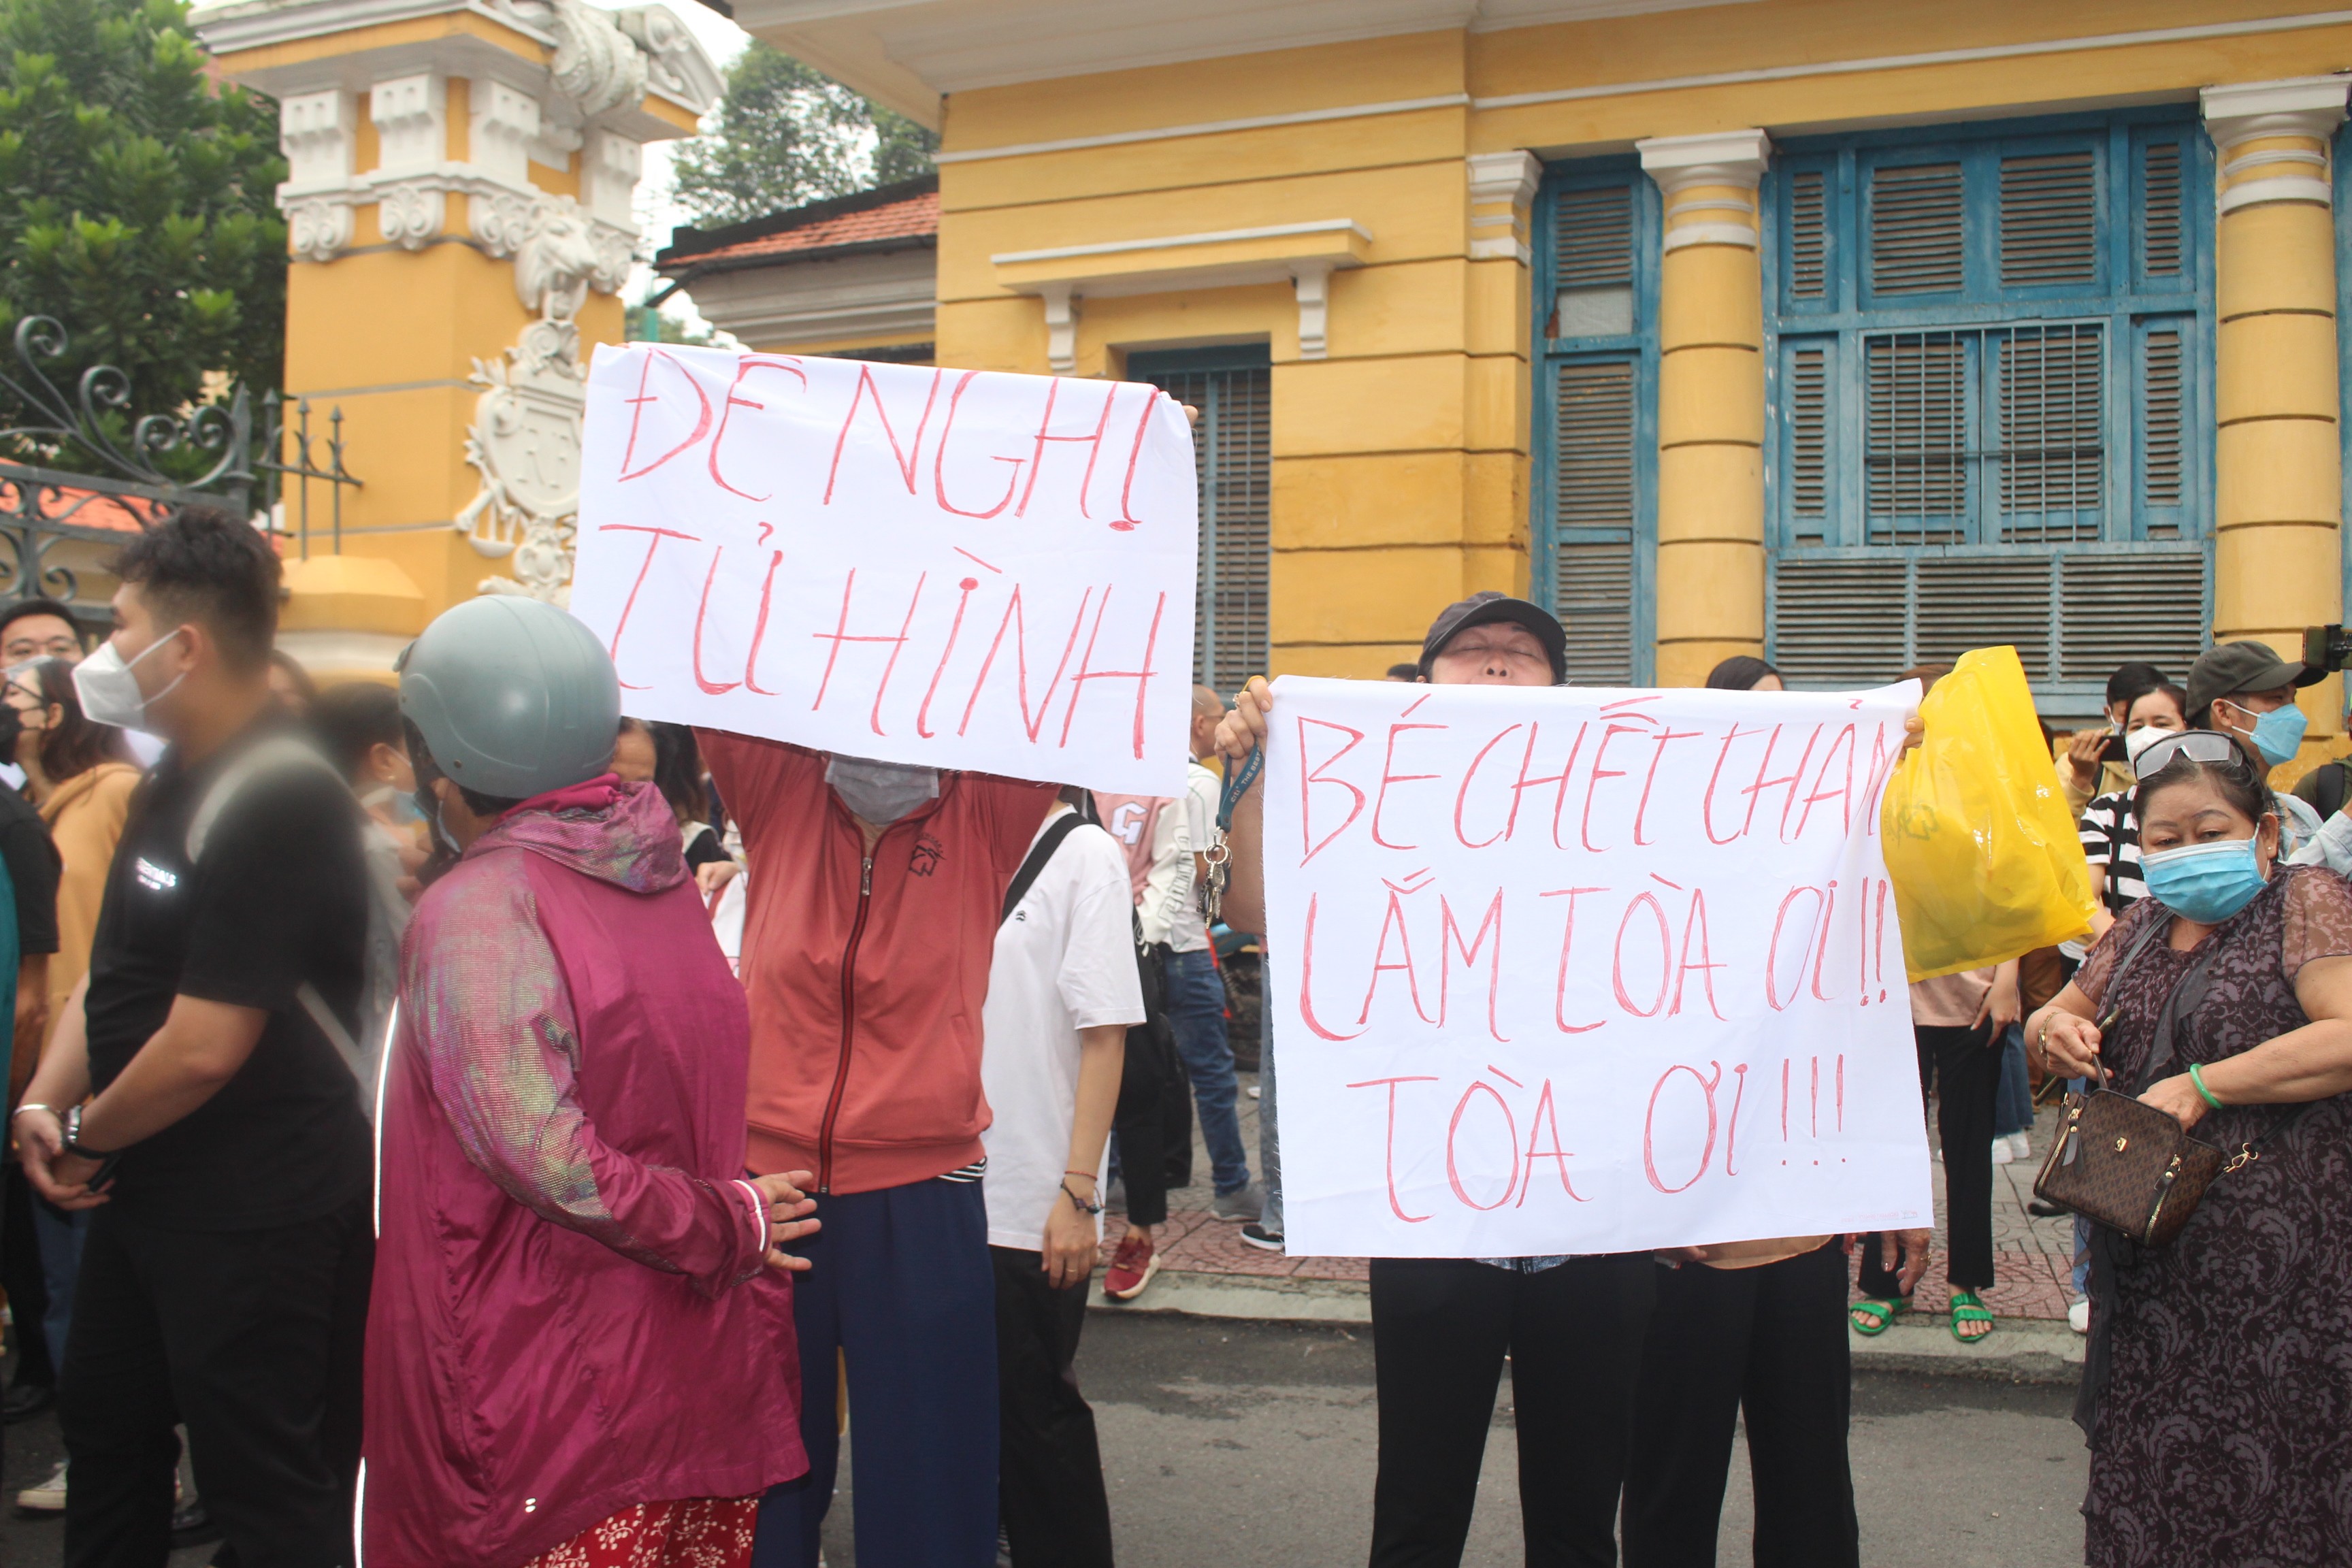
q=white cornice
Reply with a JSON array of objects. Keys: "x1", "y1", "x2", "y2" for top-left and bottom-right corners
[
  {"x1": 738, "y1": 0, "x2": 1747, "y2": 114},
  {"x1": 892, "y1": 7, "x2": 2352, "y2": 165},
  {"x1": 192, "y1": 0, "x2": 554, "y2": 53},
  {"x1": 991, "y1": 218, "x2": 1373, "y2": 267},
  {"x1": 932, "y1": 95, "x2": 1470, "y2": 165},
  {"x1": 1475, "y1": 12, "x2": 2352, "y2": 112},
  {"x1": 193, "y1": 0, "x2": 719, "y2": 119}
]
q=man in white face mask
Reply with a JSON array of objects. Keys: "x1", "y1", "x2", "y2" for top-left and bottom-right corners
[
  {"x1": 692, "y1": 726, "x2": 1059, "y2": 1567},
  {"x1": 13, "y1": 506, "x2": 373, "y2": 1568}
]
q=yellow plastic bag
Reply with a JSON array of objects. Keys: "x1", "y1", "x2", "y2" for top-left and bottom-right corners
[{"x1": 1880, "y1": 646, "x2": 2096, "y2": 981}]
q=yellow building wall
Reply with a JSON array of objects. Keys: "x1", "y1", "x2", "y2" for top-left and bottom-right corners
[
  {"x1": 210, "y1": 9, "x2": 679, "y2": 647},
  {"x1": 932, "y1": 0, "x2": 2351, "y2": 691}
]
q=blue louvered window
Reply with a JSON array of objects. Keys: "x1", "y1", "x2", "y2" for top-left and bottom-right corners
[
  {"x1": 1765, "y1": 113, "x2": 2211, "y2": 718},
  {"x1": 1533, "y1": 161, "x2": 1659, "y2": 686},
  {"x1": 1131, "y1": 344, "x2": 1271, "y2": 691}
]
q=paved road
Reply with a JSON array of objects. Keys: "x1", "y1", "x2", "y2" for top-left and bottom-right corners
[
  {"x1": 832, "y1": 1312, "x2": 2090, "y2": 1567},
  {"x1": 3, "y1": 1311, "x2": 2088, "y2": 1567}
]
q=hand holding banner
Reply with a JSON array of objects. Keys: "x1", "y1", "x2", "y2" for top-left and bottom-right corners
[
  {"x1": 570, "y1": 344, "x2": 1200, "y2": 794},
  {"x1": 1262, "y1": 676, "x2": 1935, "y2": 1259}
]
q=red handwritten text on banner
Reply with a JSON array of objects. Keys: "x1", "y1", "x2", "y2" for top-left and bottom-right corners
[
  {"x1": 1264, "y1": 676, "x2": 1934, "y2": 1258},
  {"x1": 570, "y1": 345, "x2": 1199, "y2": 794}
]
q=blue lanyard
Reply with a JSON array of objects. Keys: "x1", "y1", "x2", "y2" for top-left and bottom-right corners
[{"x1": 1218, "y1": 745, "x2": 1264, "y2": 832}]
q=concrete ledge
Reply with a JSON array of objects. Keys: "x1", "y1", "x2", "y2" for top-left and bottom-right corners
[
  {"x1": 1090, "y1": 1268, "x2": 1370, "y2": 1323},
  {"x1": 1848, "y1": 1316, "x2": 2085, "y2": 1385},
  {"x1": 1094, "y1": 1270, "x2": 2089, "y2": 1387}
]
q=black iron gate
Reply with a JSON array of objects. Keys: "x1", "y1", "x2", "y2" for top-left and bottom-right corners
[{"x1": 0, "y1": 317, "x2": 359, "y2": 630}]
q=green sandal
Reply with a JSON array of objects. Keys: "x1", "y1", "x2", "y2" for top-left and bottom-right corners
[
  {"x1": 1948, "y1": 1290, "x2": 1995, "y2": 1343},
  {"x1": 1848, "y1": 1296, "x2": 1908, "y2": 1337}
]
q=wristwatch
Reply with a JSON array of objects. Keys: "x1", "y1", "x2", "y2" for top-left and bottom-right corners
[{"x1": 61, "y1": 1105, "x2": 112, "y2": 1160}]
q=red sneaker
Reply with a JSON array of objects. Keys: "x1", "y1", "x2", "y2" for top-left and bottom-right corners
[{"x1": 1102, "y1": 1230, "x2": 1160, "y2": 1301}]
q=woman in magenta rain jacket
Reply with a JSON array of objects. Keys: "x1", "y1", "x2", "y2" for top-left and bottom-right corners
[{"x1": 361, "y1": 777, "x2": 808, "y2": 1568}]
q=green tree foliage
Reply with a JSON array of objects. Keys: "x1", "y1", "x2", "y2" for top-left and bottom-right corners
[
  {"x1": 668, "y1": 42, "x2": 936, "y2": 228},
  {"x1": 0, "y1": 0, "x2": 285, "y2": 471}
]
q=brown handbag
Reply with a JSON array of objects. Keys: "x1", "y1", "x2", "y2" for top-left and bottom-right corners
[
  {"x1": 2035, "y1": 1088, "x2": 2232, "y2": 1247},
  {"x1": 2032, "y1": 919, "x2": 2304, "y2": 1247}
]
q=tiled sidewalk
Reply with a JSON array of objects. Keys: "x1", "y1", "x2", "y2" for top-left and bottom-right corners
[{"x1": 1103, "y1": 1074, "x2": 2078, "y2": 1321}]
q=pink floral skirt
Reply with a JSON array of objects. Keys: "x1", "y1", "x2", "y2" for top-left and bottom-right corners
[{"x1": 523, "y1": 1498, "x2": 759, "y2": 1568}]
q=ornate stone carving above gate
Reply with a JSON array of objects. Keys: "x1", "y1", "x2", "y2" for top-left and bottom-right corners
[{"x1": 455, "y1": 199, "x2": 602, "y2": 604}]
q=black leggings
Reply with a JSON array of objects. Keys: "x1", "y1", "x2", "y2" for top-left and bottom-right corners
[
  {"x1": 1861, "y1": 1022, "x2": 2000, "y2": 1294},
  {"x1": 1368, "y1": 1254, "x2": 1654, "y2": 1568},
  {"x1": 1621, "y1": 1243, "x2": 1859, "y2": 1568}
]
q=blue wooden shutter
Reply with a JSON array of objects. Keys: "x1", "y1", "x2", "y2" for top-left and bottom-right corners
[
  {"x1": 1764, "y1": 112, "x2": 2212, "y2": 719},
  {"x1": 1536, "y1": 163, "x2": 1656, "y2": 686},
  {"x1": 1131, "y1": 346, "x2": 1271, "y2": 691}
]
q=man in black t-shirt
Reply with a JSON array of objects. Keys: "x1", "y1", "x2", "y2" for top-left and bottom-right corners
[{"x1": 14, "y1": 506, "x2": 370, "y2": 1568}]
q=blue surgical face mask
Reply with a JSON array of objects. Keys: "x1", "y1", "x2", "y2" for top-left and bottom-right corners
[
  {"x1": 2141, "y1": 836, "x2": 2270, "y2": 925},
  {"x1": 2242, "y1": 702, "x2": 2308, "y2": 768}
]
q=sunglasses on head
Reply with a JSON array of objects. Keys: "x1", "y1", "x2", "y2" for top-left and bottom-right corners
[{"x1": 2130, "y1": 728, "x2": 2259, "y2": 782}]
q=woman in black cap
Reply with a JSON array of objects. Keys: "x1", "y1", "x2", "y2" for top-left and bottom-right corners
[{"x1": 1214, "y1": 592, "x2": 1643, "y2": 1568}]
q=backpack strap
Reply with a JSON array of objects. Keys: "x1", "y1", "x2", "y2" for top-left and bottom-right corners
[
  {"x1": 186, "y1": 734, "x2": 375, "y2": 1081},
  {"x1": 1000, "y1": 811, "x2": 1088, "y2": 927},
  {"x1": 185, "y1": 734, "x2": 344, "y2": 862}
]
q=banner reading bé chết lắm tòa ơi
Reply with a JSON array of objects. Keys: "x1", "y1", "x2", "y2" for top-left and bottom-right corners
[
  {"x1": 570, "y1": 344, "x2": 1200, "y2": 795},
  {"x1": 1263, "y1": 676, "x2": 1934, "y2": 1259}
]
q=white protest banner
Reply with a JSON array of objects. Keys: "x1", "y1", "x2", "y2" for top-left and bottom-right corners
[
  {"x1": 1263, "y1": 676, "x2": 1934, "y2": 1258},
  {"x1": 569, "y1": 344, "x2": 1199, "y2": 794}
]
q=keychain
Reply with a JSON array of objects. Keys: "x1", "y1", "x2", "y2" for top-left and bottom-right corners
[{"x1": 1201, "y1": 742, "x2": 1264, "y2": 926}]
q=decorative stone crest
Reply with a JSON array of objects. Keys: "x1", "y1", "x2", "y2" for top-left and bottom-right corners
[
  {"x1": 286, "y1": 196, "x2": 353, "y2": 264},
  {"x1": 541, "y1": 0, "x2": 646, "y2": 152},
  {"x1": 457, "y1": 197, "x2": 600, "y2": 602},
  {"x1": 376, "y1": 181, "x2": 444, "y2": 250}
]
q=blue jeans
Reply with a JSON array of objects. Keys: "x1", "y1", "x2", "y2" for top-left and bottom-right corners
[
  {"x1": 1259, "y1": 957, "x2": 1282, "y2": 1235},
  {"x1": 1161, "y1": 948, "x2": 1251, "y2": 1196},
  {"x1": 36, "y1": 1191, "x2": 84, "y2": 1361},
  {"x1": 1993, "y1": 1024, "x2": 2034, "y2": 1138},
  {"x1": 753, "y1": 1177, "x2": 998, "y2": 1568}
]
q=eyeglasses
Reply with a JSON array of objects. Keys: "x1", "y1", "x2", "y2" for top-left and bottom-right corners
[{"x1": 2131, "y1": 728, "x2": 2260, "y2": 782}]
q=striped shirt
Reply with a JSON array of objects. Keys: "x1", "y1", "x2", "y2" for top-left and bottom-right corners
[{"x1": 2079, "y1": 790, "x2": 2146, "y2": 915}]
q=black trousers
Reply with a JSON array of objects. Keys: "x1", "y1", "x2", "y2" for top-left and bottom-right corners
[
  {"x1": 1110, "y1": 1024, "x2": 1169, "y2": 1226},
  {"x1": 1860, "y1": 1022, "x2": 1999, "y2": 1295},
  {"x1": 1620, "y1": 1243, "x2": 1859, "y2": 1568},
  {"x1": 1369, "y1": 1254, "x2": 1655, "y2": 1568},
  {"x1": 3, "y1": 1162, "x2": 55, "y2": 1388},
  {"x1": 61, "y1": 1197, "x2": 372, "y2": 1568},
  {"x1": 991, "y1": 1245, "x2": 1114, "y2": 1568}
]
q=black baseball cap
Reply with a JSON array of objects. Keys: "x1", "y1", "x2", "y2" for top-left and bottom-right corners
[
  {"x1": 1418, "y1": 591, "x2": 1567, "y2": 683},
  {"x1": 2186, "y1": 640, "x2": 2323, "y2": 720}
]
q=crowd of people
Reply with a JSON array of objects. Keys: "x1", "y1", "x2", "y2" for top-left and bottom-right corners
[{"x1": 0, "y1": 506, "x2": 2345, "y2": 1568}]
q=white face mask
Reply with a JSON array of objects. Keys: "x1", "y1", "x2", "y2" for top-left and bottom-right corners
[
  {"x1": 72, "y1": 628, "x2": 186, "y2": 731},
  {"x1": 2124, "y1": 723, "x2": 2179, "y2": 763},
  {"x1": 826, "y1": 755, "x2": 938, "y2": 825}
]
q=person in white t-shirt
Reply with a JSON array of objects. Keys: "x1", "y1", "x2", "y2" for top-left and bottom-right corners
[
  {"x1": 1103, "y1": 687, "x2": 1262, "y2": 1220},
  {"x1": 980, "y1": 791, "x2": 1145, "y2": 1568}
]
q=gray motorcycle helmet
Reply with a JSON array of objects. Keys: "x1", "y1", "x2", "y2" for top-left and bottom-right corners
[{"x1": 396, "y1": 597, "x2": 621, "y2": 800}]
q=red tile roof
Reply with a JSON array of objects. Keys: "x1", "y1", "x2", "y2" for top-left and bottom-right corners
[
  {"x1": 657, "y1": 176, "x2": 940, "y2": 273},
  {"x1": 686, "y1": 189, "x2": 938, "y2": 265},
  {"x1": 0, "y1": 478, "x2": 160, "y2": 535}
]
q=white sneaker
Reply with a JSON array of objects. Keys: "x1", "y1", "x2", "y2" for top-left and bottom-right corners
[
  {"x1": 2068, "y1": 1298, "x2": 2091, "y2": 1335},
  {"x1": 1991, "y1": 1137, "x2": 2014, "y2": 1165},
  {"x1": 2008, "y1": 1132, "x2": 2034, "y2": 1162},
  {"x1": 17, "y1": 1460, "x2": 67, "y2": 1512}
]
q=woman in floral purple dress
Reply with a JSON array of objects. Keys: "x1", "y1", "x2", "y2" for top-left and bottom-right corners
[{"x1": 2025, "y1": 731, "x2": 2352, "y2": 1568}]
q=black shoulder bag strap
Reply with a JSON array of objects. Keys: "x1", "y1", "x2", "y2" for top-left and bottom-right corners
[{"x1": 1000, "y1": 812, "x2": 1088, "y2": 927}]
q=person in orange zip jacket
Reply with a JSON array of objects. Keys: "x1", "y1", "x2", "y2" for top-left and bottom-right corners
[{"x1": 696, "y1": 732, "x2": 1056, "y2": 1568}]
